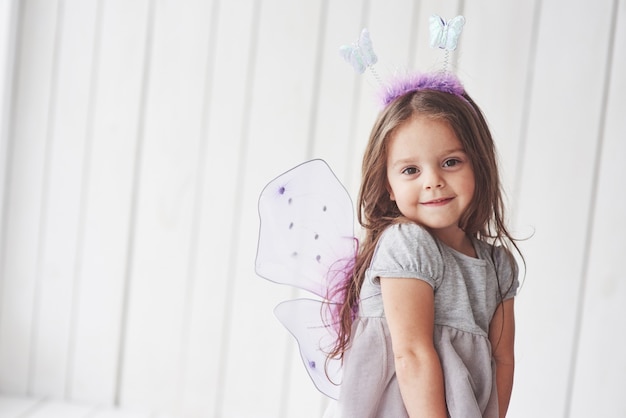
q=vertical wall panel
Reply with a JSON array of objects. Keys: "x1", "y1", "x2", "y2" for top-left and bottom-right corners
[
  {"x1": 177, "y1": 1, "x2": 258, "y2": 417},
  {"x1": 118, "y1": 0, "x2": 215, "y2": 414},
  {"x1": 68, "y1": 0, "x2": 151, "y2": 405},
  {"x1": 218, "y1": 1, "x2": 325, "y2": 416},
  {"x1": 30, "y1": 0, "x2": 99, "y2": 397},
  {"x1": 0, "y1": 0, "x2": 18, "y2": 259},
  {"x1": 569, "y1": 2, "x2": 626, "y2": 416},
  {"x1": 0, "y1": 0, "x2": 60, "y2": 394},
  {"x1": 510, "y1": 1, "x2": 615, "y2": 416}
]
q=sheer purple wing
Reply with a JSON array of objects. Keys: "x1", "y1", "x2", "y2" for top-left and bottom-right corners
[
  {"x1": 275, "y1": 298, "x2": 342, "y2": 400},
  {"x1": 256, "y1": 159, "x2": 356, "y2": 300},
  {"x1": 256, "y1": 159, "x2": 356, "y2": 399}
]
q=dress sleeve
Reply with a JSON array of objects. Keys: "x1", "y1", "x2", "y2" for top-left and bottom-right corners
[
  {"x1": 493, "y1": 245, "x2": 520, "y2": 301},
  {"x1": 367, "y1": 222, "x2": 444, "y2": 289}
]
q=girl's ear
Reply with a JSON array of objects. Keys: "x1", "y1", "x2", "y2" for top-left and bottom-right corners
[{"x1": 386, "y1": 184, "x2": 395, "y2": 201}]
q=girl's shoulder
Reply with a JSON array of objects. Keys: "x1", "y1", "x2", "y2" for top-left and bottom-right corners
[
  {"x1": 377, "y1": 221, "x2": 442, "y2": 259},
  {"x1": 369, "y1": 221, "x2": 444, "y2": 285}
]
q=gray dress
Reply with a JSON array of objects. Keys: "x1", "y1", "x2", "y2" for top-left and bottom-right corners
[{"x1": 328, "y1": 222, "x2": 518, "y2": 418}]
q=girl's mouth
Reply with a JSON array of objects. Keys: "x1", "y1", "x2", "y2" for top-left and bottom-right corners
[{"x1": 421, "y1": 197, "x2": 453, "y2": 206}]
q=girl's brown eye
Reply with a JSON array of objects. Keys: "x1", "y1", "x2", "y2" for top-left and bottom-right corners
[
  {"x1": 402, "y1": 167, "x2": 418, "y2": 175},
  {"x1": 443, "y1": 159, "x2": 461, "y2": 167}
]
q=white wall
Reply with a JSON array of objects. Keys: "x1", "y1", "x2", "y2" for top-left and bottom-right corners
[
  {"x1": 0, "y1": 0, "x2": 18, "y2": 261},
  {"x1": 0, "y1": 0, "x2": 624, "y2": 417}
]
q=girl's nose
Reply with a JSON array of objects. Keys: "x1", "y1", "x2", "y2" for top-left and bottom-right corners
[{"x1": 423, "y1": 169, "x2": 444, "y2": 189}]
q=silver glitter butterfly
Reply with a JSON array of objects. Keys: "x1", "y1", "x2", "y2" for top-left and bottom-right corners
[
  {"x1": 339, "y1": 28, "x2": 378, "y2": 74},
  {"x1": 429, "y1": 15, "x2": 466, "y2": 51}
]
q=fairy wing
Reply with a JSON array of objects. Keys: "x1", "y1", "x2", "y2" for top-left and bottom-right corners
[
  {"x1": 256, "y1": 159, "x2": 356, "y2": 299},
  {"x1": 256, "y1": 159, "x2": 356, "y2": 399},
  {"x1": 274, "y1": 299, "x2": 342, "y2": 399}
]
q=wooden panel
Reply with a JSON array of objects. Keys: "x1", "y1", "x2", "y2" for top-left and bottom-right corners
[
  {"x1": 0, "y1": 0, "x2": 60, "y2": 394},
  {"x1": 117, "y1": 0, "x2": 216, "y2": 414},
  {"x1": 174, "y1": 1, "x2": 257, "y2": 417},
  {"x1": 29, "y1": 0, "x2": 99, "y2": 397},
  {"x1": 569, "y1": 2, "x2": 626, "y2": 416},
  {"x1": 67, "y1": 0, "x2": 151, "y2": 405},
  {"x1": 0, "y1": 0, "x2": 18, "y2": 249},
  {"x1": 217, "y1": 0, "x2": 325, "y2": 416},
  {"x1": 509, "y1": 1, "x2": 615, "y2": 416}
]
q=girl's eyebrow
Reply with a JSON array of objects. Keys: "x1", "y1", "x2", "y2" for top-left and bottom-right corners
[
  {"x1": 442, "y1": 147, "x2": 467, "y2": 155},
  {"x1": 390, "y1": 148, "x2": 467, "y2": 167},
  {"x1": 389, "y1": 157, "x2": 418, "y2": 168}
]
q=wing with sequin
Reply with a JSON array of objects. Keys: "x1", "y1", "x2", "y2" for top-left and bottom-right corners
[{"x1": 255, "y1": 159, "x2": 356, "y2": 400}]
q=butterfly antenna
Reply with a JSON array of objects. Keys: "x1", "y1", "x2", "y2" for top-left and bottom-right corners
[
  {"x1": 368, "y1": 65, "x2": 384, "y2": 87},
  {"x1": 442, "y1": 50, "x2": 450, "y2": 73}
]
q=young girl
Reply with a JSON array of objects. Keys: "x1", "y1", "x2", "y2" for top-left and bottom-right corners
[{"x1": 326, "y1": 73, "x2": 521, "y2": 418}]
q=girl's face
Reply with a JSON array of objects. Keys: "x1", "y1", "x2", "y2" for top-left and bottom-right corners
[{"x1": 386, "y1": 115, "x2": 475, "y2": 243}]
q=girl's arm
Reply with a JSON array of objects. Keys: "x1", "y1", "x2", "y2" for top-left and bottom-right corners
[
  {"x1": 488, "y1": 298, "x2": 516, "y2": 418},
  {"x1": 381, "y1": 277, "x2": 447, "y2": 418}
]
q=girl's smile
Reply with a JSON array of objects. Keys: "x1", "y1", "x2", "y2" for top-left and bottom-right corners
[
  {"x1": 421, "y1": 197, "x2": 454, "y2": 206},
  {"x1": 386, "y1": 115, "x2": 475, "y2": 249}
]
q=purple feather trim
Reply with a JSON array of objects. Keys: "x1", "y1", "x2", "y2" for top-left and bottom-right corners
[{"x1": 379, "y1": 71, "x2": 465, "y2": 107}]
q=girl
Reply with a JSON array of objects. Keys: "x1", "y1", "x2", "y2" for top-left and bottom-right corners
[{"x1": 327, "y1": 73, "x2": 521, "y2": 418}]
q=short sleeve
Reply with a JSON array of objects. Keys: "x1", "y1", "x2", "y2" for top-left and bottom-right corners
[
  {"x1": 493, "y1": 245, "x2": 519, "y2": 301},
  {"x1": 367, "y1": 223, "x2": 444, "y2": 289}
]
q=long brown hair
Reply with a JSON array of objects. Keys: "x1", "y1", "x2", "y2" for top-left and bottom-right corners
[{"x1": 328, "y1": 88, "x2": 523, "y2": 362}]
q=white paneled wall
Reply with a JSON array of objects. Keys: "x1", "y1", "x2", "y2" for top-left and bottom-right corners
[{"x1": 0, "y1": 0, "x2": 624, "y2": 417}]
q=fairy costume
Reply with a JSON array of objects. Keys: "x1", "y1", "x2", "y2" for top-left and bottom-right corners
[{"x1": 332, "y1": 222, "x2": 518, "y2": 417}]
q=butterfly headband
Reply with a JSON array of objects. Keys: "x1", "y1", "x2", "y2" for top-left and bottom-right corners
[{"x1": 340, "y1": 15, "x2": 466, "y2": 107}]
